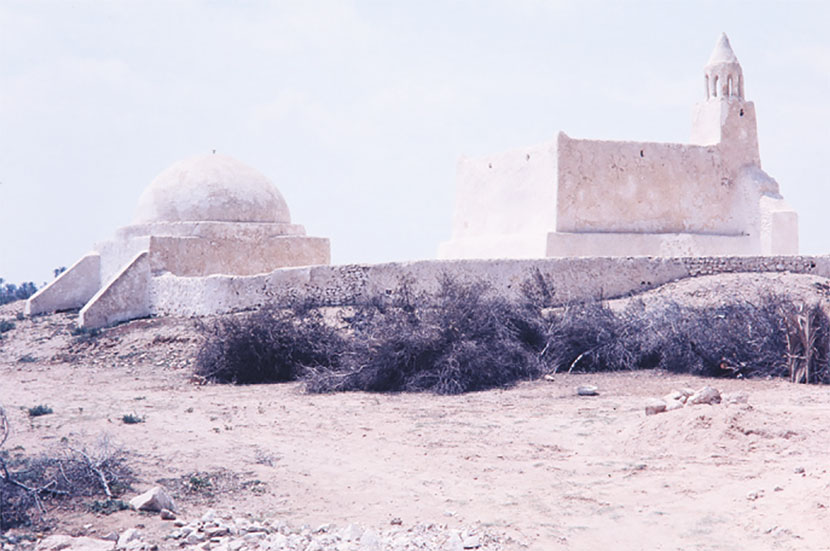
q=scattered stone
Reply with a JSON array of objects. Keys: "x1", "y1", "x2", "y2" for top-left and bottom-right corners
[
  {"x1": 129, "y1": 486, "x2": 176, "y2": 513},
  {"x1": 543, "y1": 374, "x2": 556, "y2": 381},
  {"x1": 116, "y1": 529, "x2": 141, "y2": 550},
  {"x1": 724, "y1": 391, "x2": 749, "y2": 405},
  {"x1": 463, "y1": 534, "x2": 481, "y2": 549},
  {"x1": 663, "y1": 390, "x2": 687, "y2": 404},
  {"x1": 36, "y1": 535, "x2": 115, "y2": 551},
  {"x1": 687, "y1": 386, "x2": 721, "y2": 406},
  {"x1": 577, "y1": 385, "x2": 599, "y2": 396},
  {"x1": 359, "y1": 528, "x2": 381, "y2": 550},
  {"x1": 794, "y1": 466, "x2": 805, "y2": 474},
  {"x1": 645, "y1": 398, "x2": 667, "y2": 416},
  {"x1": 445, "y1": 531, "x2": 464, "y2": 551},
  {"x1": 340, "y1": 523, "x2": 363, "y2": 541},
  {"x1": 390, "y1": 517, "x2": 403, "y2": 526},
  {"x1": 41, "y1": 513, "x2": 509, "y2": 551},
  {"x1": 746, "y1": 490, "x2": 764, "y2": 501},
  {"x1": 160, "y1": 509, "x2": 177, "y2": 520}
]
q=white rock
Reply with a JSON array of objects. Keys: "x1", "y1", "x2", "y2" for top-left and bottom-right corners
[
  {"x1": 160, "y1": 508, "x2": 176, "y2": 520},
  {"x1": 263, "y1": 533, "x2": 288, "y2": 550},
  {"x1": 687, "y1": 386, "x2": 721, "y2": 406},
  {"x1": 665, "y1": 399, "x2": 684, "y2": 412},
  {"x1": 724, "y1": 391, "x2": 749, "y2": 404},
  {"x1": 359, "y1": 529, "x2": 381, "y2": 550},
  {"x1": 129, "y1": 486, "x2": 176, "y2": 513},
  {"x1": 340, "y1": 524, "x2": 363, "y2": 541},
  {"x1": 206, "y1": 525, "x2": 230, "y2": 538},
  {"x1": 663, "y1": 390, "x2": 687, "y2": 403},
  {"x1": 185, "y1": 532, "x2": 206, "y2": 545},
  {"x1": 462, "y1": 534, "x2": 481, "y2": 549},
  {"x1": 645, "y1": 398, "x2": 667, "y2": 415},
  {"x1": 444, "y1": 530, "x2": 464, "y2": 551},
  {"x1": 577, "y1": 385, "x2": 599, "y2": 396},
  {"x1": 37, "y1": 535, "x2": 115, "y2": 551},
  {"x1": 116, "y1": 528, "x2": 141, "y2": 550}
]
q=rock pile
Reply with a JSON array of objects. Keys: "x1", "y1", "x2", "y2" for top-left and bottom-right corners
[
  {"x1": 644, "y1": 386, "x2": 746, "y2": 416},
  {"x1": 32, "y1": 511, "x2": 508, "y2": 551}
]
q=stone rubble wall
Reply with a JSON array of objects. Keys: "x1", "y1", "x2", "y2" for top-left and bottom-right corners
[{"x1": 148, "y1": 255, "x2": 830, "y2": 318}]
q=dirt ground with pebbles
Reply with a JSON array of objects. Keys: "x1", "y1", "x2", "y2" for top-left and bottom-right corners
[{"x1": 3, "y1": 273, "x2": 830, "y2": 550}]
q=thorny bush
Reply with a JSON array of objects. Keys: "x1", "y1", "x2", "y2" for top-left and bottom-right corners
[{"x1": 194, "y1": 274, "x2": 830, "y2": 392}]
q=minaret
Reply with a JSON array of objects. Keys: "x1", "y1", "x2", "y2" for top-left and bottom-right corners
[{"x1": 690, "y1": 33, "x2": 760, "y2": 167}]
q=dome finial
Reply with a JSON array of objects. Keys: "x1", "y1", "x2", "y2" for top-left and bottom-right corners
[{"x1": 707, "y1": 32, "x2": 739, "y2": 66}]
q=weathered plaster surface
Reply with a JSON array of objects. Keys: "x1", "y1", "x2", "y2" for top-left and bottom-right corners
[
  {"x1": 149, "y1": 255, "x2": 830, "y2": 318},
  {"x1": 547, "y1": 232, "x2": 757, "y2": 258},
  {"x1": 24, "y1": 253, "x2": 101, "y2": 315},
  {"x1": 555, "y1": 133, "x2": 748, "y2": 235},
  {"x1": 79, "y1": 251, "x2": 150, "y2": 329},
  {"x1": 438, "y1": 141, "x2": 557, "y2": 259},
  {"x1": 134, "y1": 154, "x2": 291, "y2": 224},
  {"x1": 146, "y1": 235, "x2": 330, "y2": 277}
]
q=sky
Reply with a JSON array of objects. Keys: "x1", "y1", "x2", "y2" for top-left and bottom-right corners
[{"x1": 1, "y1": 0, "x2": 828, "y2": 284}]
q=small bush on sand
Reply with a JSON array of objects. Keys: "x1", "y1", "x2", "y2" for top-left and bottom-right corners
[
  {"x1": 121, "y1": 413, "x2": 144, "y2": 425},
  {"x1": 27, "y1": 405, "x2": 53, "y2": 418}
]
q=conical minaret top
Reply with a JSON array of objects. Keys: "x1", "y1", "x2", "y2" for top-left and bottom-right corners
[
  {"x1": 707, "y1": 33, "x2": 739, "y2": 65},
  {"x1": 703, "y1": 33, "x2": 743, "y2": 100}
]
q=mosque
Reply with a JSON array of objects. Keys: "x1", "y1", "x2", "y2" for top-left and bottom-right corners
[
  {"x1": 25, "y1": 34, "x2": 801, "y2": 329},
  {"x1": 439, "y1": 33, "x2": 798, "y2": 259}
]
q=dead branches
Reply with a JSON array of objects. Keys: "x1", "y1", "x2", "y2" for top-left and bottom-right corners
[
  {"x1": 783, "y1": 302, "x2": 829, "y2": 384},
  {"x1": 0, "y1": 407, "x2": 133, "y2": 530}
]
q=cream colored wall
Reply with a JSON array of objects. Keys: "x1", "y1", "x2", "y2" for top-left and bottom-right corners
[
  {"x1": 149, "y1": 256, "x2": 830, "y2": 318},
  {"x1": 438, "y1": 140, "x2": 557, "y2": 259},
  {"x1": 146, "y1": 235, "x2": 331, "y2": 277},
  {"x1": 556, "y1": 132, "x2": 753, "y2": 235}
]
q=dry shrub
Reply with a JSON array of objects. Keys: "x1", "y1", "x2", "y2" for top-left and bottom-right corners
[
  {"x1": 781, "y1": 302, "x2": 830, "y2": 383},
  {"x1": 306, "y1": 276, "x2": 548, "y2": 394},
  {"x1": 0, "y1": 407, "x2": 133, "y2": 530},
  {"x1": 194, "y1": 307, "x2": 345, "y2": 384},
  {"x1": 193, "y1": 275, "x2": 830, "y2": 392},
  {"x1": 548, "y1": 295, "x2": 825, "y2": 380},
  {"x1": 541, "y1": 302, "x2": 642, "y2": 374}
]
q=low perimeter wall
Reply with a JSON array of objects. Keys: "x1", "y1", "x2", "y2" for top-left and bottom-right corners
[{"x1": 148, "y1": 255, "x2": 830, "y2": 317}]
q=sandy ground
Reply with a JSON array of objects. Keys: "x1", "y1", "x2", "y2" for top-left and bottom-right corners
[{"x1": 3, "y1": 273, "x2": 830, "y2": 550}]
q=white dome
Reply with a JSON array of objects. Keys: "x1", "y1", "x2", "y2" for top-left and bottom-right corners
[{"x1": 134, "y1": 153, "x2": 291, "y2": 224}]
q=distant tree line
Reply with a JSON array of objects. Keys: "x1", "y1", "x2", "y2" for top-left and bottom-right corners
[
  {"x1": 0, "y1": 267, "x2": 65, "y2": 306},
  {"x1": 0, "y1": 279, "x2": 37, "y2": 306}
]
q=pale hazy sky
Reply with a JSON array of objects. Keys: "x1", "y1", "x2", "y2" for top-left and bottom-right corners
[{"x1": 1, "y1": 0, "x2": 828, "y2": 284}]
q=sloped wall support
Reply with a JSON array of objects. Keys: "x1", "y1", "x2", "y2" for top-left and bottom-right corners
[
  {"x1": 25, "y1": 252, "x2": 101, "y2": 316},
  {"x1": 79, "y1": 251, "x2": 150, "y2": 329}
]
